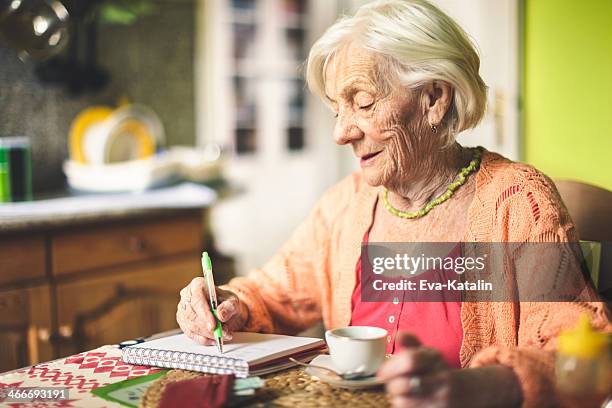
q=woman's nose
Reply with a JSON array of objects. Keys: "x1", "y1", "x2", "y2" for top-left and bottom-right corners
[{"x1": 334, "y1": 115, "x2": 365, "y2": 145}]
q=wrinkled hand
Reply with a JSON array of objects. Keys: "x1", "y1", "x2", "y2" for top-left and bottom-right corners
[
  {"x1": 176, "y1": 277, "x2": 248, "y2": 345},
  {"x1": 378, "y1": 333, "x2": 523, "y2": 408},
  {"x1": 377, "y1": 333, "x2": 454, "y2": 408}
]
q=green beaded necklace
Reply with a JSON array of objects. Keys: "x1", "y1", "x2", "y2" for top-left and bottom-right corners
[{"x1": 382, "y1": 147, "x2": 482, "y2": 219}]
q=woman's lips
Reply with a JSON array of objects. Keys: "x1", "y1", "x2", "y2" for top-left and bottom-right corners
[{"x1": 360, "y1": 151, "x2": 382, "y2": 167}]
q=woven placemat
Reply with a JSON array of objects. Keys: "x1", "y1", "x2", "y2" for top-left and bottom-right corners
[{"x1": 140, "y1": 368, "x2": 390, "y2": 408}]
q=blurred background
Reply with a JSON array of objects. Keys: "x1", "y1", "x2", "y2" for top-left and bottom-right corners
[{"x1": 0, "y1": 0, "x2": 610, "y2": 371}]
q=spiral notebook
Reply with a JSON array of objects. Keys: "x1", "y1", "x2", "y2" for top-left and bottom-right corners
[{"x1": 122, "y1": 332, "x2": 326, "y2": 378}]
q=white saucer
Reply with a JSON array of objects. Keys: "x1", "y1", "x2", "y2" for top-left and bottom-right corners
[{"x1": 304, "y1": 355, "x2": 385, "y2": 390}]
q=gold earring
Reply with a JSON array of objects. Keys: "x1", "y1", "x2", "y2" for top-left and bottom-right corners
[{"x1": 431, "y1": 124, "x2": 437, "y2": 134}]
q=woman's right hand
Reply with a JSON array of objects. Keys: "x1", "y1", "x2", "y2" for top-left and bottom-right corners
[{"x1": 176, "y1": 277, "x2": 248, "y2": 345}]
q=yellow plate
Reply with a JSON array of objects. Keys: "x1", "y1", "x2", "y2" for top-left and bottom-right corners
[
  {"x1": 69, "y1": 106, "x2": 113, "y2": 163},
  {"x1": 105, "y1": 119, "x2": 156, "y2": 163}
]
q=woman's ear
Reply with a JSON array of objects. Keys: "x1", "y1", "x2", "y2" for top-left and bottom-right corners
[{"x1": 423, "y1": 81, "x2": 453, "y2": 127}]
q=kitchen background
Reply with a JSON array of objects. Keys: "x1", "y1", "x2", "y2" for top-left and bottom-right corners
[
  {"x1": 0, "y1": 0, "x2": 610, "y2": 373},
  {"x1": 0, "y1": 0, "x2": 196, "y2": 193},
  {"x1": 2, "y1": 0, "x2": 611, "y2": 272}
]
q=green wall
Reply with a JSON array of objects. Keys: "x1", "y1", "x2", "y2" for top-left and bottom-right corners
[{"x1": 524, "y1": 0, "x2": 612, "y2": 190}]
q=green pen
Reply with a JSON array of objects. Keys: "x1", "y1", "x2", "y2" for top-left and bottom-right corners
[{"x1": 202, "y1": 252, "x2": 223, "y2": 353}]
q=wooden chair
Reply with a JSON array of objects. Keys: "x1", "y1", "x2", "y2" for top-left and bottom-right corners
[
  {"x1": 555, "y1": 180, "x2": 612, "y2": 242},
  {"x1": 555, "y1": 179, "x2": 612, "y2": 309}
]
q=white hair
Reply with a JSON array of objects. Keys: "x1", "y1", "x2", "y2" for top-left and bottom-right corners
[{"x1": 306, "y1": 0, "x2": 487, "y2": 143}]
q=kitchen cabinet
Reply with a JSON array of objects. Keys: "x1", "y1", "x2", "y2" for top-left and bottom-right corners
[
  {"x1": 0, "y1": 285, "x2": 53, "y2": 373},
  {"x1": 54, "y1": 255, "x2": 198, "y2": 358},
  {"x1": 0, "y1": 209, "x2": 205, "y2": 373},
  {"x1": 0, "y1": 235, "x2": 46, "y2": 286}
]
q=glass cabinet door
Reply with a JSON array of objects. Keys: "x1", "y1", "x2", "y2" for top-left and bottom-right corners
[
  {"x1": 223, "y1": 0, "x2": 308, "y2": 156},
  {"x1": 198, "y1": 0, "x2": 343, "y2": 272}
]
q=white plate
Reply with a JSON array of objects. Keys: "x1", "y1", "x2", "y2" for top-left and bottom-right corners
[{"x1": 304, "y1": 355, "x2": 385, "y2": 390}]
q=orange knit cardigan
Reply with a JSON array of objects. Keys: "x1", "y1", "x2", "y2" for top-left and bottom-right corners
[{"x1": 224, "y1": 150, "x2": 611, "y2": 407}]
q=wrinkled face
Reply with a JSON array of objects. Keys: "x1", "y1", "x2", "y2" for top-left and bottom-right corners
[{"x1": 324, "y1": 44, "x2": 429, "y2": 188}]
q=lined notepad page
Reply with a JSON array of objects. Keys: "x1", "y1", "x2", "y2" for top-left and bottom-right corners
[{"x1": 128, "y1": 332, "x2": 324, "y2": 365}]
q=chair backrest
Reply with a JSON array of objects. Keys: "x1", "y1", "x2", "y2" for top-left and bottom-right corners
[
  {"x1": 555, "y1": 179, "x2": 612, "y2": 242},
  {"x1": 556, "y1": 180, "x2": 612, "y2": 310}
]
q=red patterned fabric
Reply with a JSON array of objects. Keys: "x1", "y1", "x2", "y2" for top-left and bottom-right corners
[{"x1": 0, "y1": 345, "x2": 161, "y2": 407}]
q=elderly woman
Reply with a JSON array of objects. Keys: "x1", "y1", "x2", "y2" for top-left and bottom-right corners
[{"x1": 177, "y1": 0, "x2": 610, "y2": 406}]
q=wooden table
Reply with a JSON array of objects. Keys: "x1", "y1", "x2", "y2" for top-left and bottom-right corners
[{"x1": 0, "y1": 344, "x2": 389, "y2": 407}]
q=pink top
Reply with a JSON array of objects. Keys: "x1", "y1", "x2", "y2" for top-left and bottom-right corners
[{"x1": 350, "y1": 228, "x2": 463, "y2": 368}]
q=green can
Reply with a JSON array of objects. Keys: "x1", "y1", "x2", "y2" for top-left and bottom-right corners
[
  {"x1": 0, "y1": 147, "x2": 10, "y2": 202},
  {"x1": 0, "y1": 137, "x2": 33, "y2": 202}
]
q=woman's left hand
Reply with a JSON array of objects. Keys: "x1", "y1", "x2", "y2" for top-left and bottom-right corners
[
  {"x1": 377, "y1": 333, "x2": 523, "y2": 408},
  {"x1": 377, "y1": 333, "x2": 454, "y2": 408}
]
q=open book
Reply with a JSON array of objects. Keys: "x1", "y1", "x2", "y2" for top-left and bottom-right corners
[{"x1": 122, "y1": 332, "x2": 326, "y2": 378}]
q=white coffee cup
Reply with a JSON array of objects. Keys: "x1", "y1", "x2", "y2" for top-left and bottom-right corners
[{"x1": 325, "y1": 326, "x2": 387, "y2": 376}]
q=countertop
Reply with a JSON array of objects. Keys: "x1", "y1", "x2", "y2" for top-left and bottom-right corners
[{"x1": 0, "y1": 183, "x2": 217, "y2": 233}]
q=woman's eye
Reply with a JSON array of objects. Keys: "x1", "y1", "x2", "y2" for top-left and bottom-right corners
[
  {"x1": 334, "y1": 112, "x2": 339, "y2": 118},
  {"x1": 355, "y1": 93, "x2": 375, "y2": 110}
]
